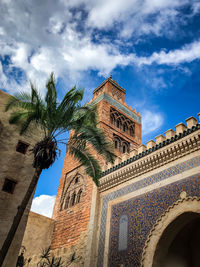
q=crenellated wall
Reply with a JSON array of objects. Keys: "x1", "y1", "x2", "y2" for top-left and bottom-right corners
[{"x1": 95, "y1": 114, "x2": 200, "y2": 267}]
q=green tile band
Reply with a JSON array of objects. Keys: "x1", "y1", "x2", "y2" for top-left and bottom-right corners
[{"x1": 92, "y1": 93, "x2": 141, "y2": 123}]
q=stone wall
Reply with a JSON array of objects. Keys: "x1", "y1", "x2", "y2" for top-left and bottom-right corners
[
  {"x1": 21, "y1": 212, "x2": 54, "y2": 266},
  {"x1": 0, "y1": 90, "x2": 43, "y2": 266}
]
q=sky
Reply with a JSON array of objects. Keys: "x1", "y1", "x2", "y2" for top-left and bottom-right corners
[{"x1": 1, "y1": 0, "x2": 200, "y2": 217}]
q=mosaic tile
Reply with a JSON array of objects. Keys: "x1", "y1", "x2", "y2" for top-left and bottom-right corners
[
  {"x1": 97, "y1": 156, "x2": 200, "y2": 267},
  {"x1": 109, "y1": 175, "x2": 200, "y2": 266}
]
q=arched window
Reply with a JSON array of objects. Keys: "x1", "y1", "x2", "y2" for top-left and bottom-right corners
[
  {"x1": 130, "y1": 126, "x2": 134, "y2": 136},
  {"x1": 114, "y1": 137, "x2": 120, "y2": 150},
  {"x1": 61, "y1": 173, "x2": 85, "y2": 210},
  {"x1": 123, "y1": 123, "x2": 128, "y2": 133},
  {"x1": 76, "y1": 189, "x2": 82, "y2": 203},
  {"x1": 71, "y1": 192, "x2": 76, "y2": 206},
  {"x1": 122, "y1": 142, "x2": 129, "y2": 153},
  {"x1": 115, "y1": 140, "x2": 118, "y2": 149},
  {"x1": 118, "y1": 215, "x2": 128, "y2": 251},
  {"x1": 110, "y1": 114, "x2": 115, "y2": 125},
  {"x1": 116, "y1": 119, "x2": 122, "y2": 129},
  {"x1": 65, "y1": 196, "x2": 70, "y2": 209}
]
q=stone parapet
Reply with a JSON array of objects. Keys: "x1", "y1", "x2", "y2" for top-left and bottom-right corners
[
  {"x1": 185, "y1": 116, "x2": 198, "y2": 128},
  {"x1": 165, "y1": 129, "x2": 176, "y2": 139},
  {"x1": 155, "y1": 134, "x2": 166, "y2": 144},
  {"x1": 175, "y1": 122, "x2": 187, "y2": 135}
]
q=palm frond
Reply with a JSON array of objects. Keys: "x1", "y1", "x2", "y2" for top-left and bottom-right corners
[
  {"x1": 70, "y1": 125, "x2": 116, "y2": 164},
  {"x1": 40, "y1": 246, "x2": 51, "y2": 262},
  {"x1": 68, "y1": 142, "x2": 101, "y2": 185},
  {"x1": 5, "y1": 94, "x2": 33, "y2": 112},
  {"x1": 45, "y1": 73, "x2": 57, "y2": 115},
  {"x1": 8, "y1": 111, "x2": 28, "y2": 125},
  {"x1": 57, "y1": 86, "x2": 83, "y2": 112},
  {"x1": 5, "y1": 72, "x2": 115, "y2": 183}
]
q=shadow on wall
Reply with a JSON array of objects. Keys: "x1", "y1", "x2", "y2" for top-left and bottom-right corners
[{"x1": 153, "y1": 212, "x2": 200, "y2": 267}]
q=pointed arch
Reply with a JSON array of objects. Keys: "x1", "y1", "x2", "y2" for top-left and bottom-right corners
[
  {"x1": 60, "y1": 172, "x2": 86, "y2": 210},
  {"x1": 71, "y1": 192, "x2": 76, "y2": 206},
  {"x1": 122, "y1": 141, "x2": 129, "y2": 153},
  {"x1": 123, "y1": 122, "x2": 128, "y2": 133},
  {"x1": 65, "y1": 195, "x2": 70, "y2": 209},
  {"x1": 76, "y1": 189, "x2": 82, "y2": 203},
  {"x1": 130, "y1": 125, "x2": 134, "y2": 136},
  {"x1": 116, "y1": 118, "x2": 122, "y2": 129},
  {"x1": 141, "y1": 197, "x2": 200, "y2": 267},
  {"x1": 114, "y1": 136, "x2": 121, "y2": 150}
]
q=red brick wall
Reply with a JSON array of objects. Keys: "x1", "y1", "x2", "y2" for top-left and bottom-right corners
[{"x1": 51, "y1": 164, "x2": 94, "y2": 249}]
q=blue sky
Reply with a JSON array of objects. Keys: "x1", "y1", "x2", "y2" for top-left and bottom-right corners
[{"x1": 1, "y1": 0, "x2": 200, "y2": 217}]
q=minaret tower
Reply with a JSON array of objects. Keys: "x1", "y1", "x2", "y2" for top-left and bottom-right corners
[{"x1": 51, "y1": 77, "x2": 142, "y2": 262}]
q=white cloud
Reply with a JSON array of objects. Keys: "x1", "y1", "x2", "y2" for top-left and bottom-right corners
[
  {"x1": 142, "y1": 110, "x2": 164, "y2": 135},
  {"x1": 136, "y1": 40, "x2": 200, "y2": 66},
  {"x1": 87, "y1": 0, "x2": 193, "y2": 38},
  {"x1": 31, "y1": 195, "x2": 56, "y2": 218},
  {"x1": 0, "y1": 0, "x2": 199, "y2": 95}
]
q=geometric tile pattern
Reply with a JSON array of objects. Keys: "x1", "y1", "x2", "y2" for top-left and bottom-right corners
[
  {"x1": 109, "y1": 174, "x2": 200, "y2": 266},
  {"x1": 97, "y1": 156, "x2": 200, "y2": 267}
]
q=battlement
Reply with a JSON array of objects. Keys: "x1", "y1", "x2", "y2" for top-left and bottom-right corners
[{"x1": 100, "y1": 113, "x2": 200, "y2": 191}]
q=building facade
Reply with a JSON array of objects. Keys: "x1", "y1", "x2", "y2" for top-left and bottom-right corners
[
  {"x1": 0, "y1": 90, "x2": 43, "y2": 267},
  {"x1": 21, "y1": 78, "x2": 200, "y2": 267}
]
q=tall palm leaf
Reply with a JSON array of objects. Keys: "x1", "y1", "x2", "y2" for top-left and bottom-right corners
[{"x1": 0, "y1": 73, "x2": 115, "y2": 265}]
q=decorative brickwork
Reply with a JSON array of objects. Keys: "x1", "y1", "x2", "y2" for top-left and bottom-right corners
[{"x1": 51, "y1": 77, "x2": 141, "y2": 260}]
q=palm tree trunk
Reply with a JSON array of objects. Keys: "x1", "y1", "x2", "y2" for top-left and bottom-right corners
[{"x1": 0, "y1": 166, "x2": 42, "y2": 266}]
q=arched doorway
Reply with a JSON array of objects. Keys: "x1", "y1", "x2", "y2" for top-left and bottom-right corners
[
  {"x1": 153, "y1": 212, "x2": 200, "y2": 267},
  {"x1": 141, "y1": 197, "x2": 200, "y2": 267}
]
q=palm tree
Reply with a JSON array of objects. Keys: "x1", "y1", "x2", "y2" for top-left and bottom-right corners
[
  {"x1": 37, "y1": 246, "x2": 63, "y2": 267},
  {"x1": 0, "y1": 73, "x2": 115, "y2": 265}
]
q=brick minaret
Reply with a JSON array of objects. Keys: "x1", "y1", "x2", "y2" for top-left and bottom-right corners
[{"x1": 51, "y1": 77, "x2": 141, "y2": 258}]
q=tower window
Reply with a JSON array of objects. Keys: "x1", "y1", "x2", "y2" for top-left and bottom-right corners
[
  {"x1": 110, "y1": 114, "x2": 115, "y2": 125},
  {"x1": 110, "y1": 107, "x2": 135, "y2": 137},
  {"x1": 16, "y1": 140, "x2": 29, "y2": 154},
  {"x1": 76, "y1": 189, "x2": 82, "y2": 203},
  {"x1": 61, "y1": 174, "x2": 85, "y2": 210},
  {"x1": 123, "y1": 123, "x2": 128, "y2": 133},
  {"x1": 123, "y1": 145, "x2": 126, "y2": 153},
  {"x1": 2, "y1": 178, "x2": 17, "y2": 194},
  {"x1": 122, "y1": 143, "x2": 129, "y2": 153},
  {"x1": 65, "y1": 196, "x2": 70, "y2": 209},
  {"x1": 71, "y1": 192, "x2": 76, "y2": 206},
  {"x1": 130, "y1": 126, "x2": 134, "y2": 136},
  {"x1": 115, "y1": 140, "x2": 118, "y2": 149},
  {"x1": 117, "y1": 119, "x2": 122, "y2": 129}
]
